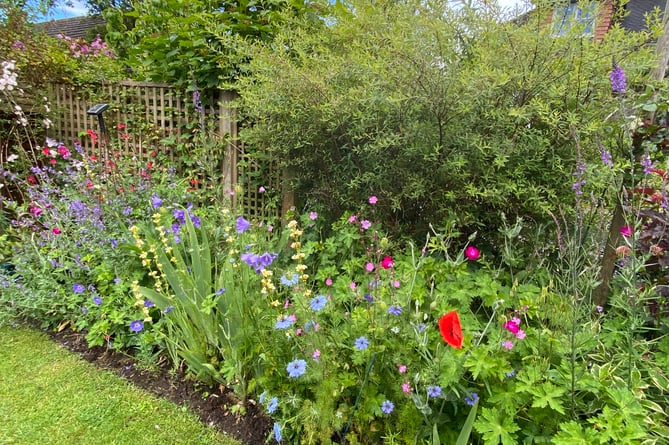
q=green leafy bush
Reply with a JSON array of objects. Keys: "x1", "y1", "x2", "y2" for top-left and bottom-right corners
[{"x1": 236, "y1": 0, "x2": 656, "y2": 245}]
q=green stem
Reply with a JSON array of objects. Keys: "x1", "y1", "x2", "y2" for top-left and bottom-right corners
[{"x1": 341, "y1": 352, "x2": 377, "y2": 442}]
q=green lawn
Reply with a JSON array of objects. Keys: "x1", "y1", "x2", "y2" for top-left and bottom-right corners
[{"x1": 0, "y1": 325, "x2": 239, "y2": 445}]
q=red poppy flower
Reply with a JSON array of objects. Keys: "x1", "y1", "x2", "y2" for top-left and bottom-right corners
[{"x1": 439, "y1": 311, "x2": 463, "y2": 349}]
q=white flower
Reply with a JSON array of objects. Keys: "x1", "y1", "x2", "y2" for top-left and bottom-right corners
[
  {"x1": 43, "y1": 118, "x2": 52, "y2": 129},
  {"x1": 46, "y1": 137, "x2": 59, "y2": 147},
  {"x1": 6, "y1": 154, "x2": 18, "y2": 163},
  {"x1": 0, "y1": 60, "x2": 18, "y2": 92}
]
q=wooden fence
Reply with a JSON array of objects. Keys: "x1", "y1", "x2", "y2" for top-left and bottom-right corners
[{"x1": 45, "y1": 81, "x2": 285, "y2": 221}]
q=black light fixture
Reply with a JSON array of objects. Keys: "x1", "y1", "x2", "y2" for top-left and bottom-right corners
[{"x1": 86, "y1": 103, "x2": 109, "y2": 145}]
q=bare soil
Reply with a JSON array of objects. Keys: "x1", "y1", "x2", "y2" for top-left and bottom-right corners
[{"x1": 47, "y1": 329, "x2": 272, "y2": 445}]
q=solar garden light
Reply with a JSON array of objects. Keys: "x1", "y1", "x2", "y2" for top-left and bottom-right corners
[{"x1": 87, "y1": 103, "x2": 109, "y2": 159}]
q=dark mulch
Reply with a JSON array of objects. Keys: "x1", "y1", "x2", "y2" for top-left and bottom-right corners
[{"x1": 47, "y1": 329, "x2": 272, "y2": 445}]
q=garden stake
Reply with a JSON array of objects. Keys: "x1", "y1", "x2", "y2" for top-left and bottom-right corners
[{"x1": 341, "y1": 352, "x2": 376, "y2": 442}]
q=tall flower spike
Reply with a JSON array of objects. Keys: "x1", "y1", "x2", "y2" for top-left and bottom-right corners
[{"x1": 610, "y1": 63, "x2": 626, "y2": 94}]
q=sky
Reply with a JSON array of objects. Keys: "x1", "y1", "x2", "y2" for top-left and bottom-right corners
[
  {"x1": 34, "y1": 0, "x2": 89, "y2": 22},
  {"x1": 34, "y1": 0, "x2": 531, "y2": 22}
]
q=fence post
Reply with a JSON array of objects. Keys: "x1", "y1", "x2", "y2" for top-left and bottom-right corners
[{"x1": 281, "y1": 167, "x2": 295, "y2": 221}]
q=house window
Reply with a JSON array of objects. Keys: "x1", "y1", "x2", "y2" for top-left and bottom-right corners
[{"x1": 553, "y1": 2, "x2": 597, "y2": 36}]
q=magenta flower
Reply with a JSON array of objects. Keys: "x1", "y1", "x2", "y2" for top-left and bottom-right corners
[
  {"x1": 398, "y1": 364, "x2": 407, "y2": 373},
  {"x1": 325, "y1": 277, "x2": 333, "y2": 286},
  {"x1": 369, "y1": 195, "x2": 378, "y2": 204},
  {"x1": 365, "y1": 262, "x2": 375, "y2": 272},
  {"x1": 620, "y1": 226, "x2": 633, "y2": 238},
  {"x1": 502, "y1": 340, "x2": 514, "y2": 350},
  {"x1": 503, "y1": 320, "x2": 520, "y2": 334},
  {"x1": 381, "y1": 256, "x2": 394, "y2": 269},
  {"x1": 465, "y1": 246, "x2": 480, "y2": 260},
  {"x1": 402, "y1": 382, "x2": 411, "y2": 393},
  {"x1": 361, "y1": 220, "x2": 372, "y2": 230},
  {"x1": 309, "y1": 211, "x2": 318, "y2": 220}
]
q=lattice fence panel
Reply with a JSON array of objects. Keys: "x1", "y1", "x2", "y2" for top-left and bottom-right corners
[{"x1": 45, "y1": 81, "x2": 283, "y2": 221}]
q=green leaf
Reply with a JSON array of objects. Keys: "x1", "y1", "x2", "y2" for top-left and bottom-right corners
[
  {"x1": 455, "y1": 398, "x2": 478, "y2": 445},
  {"x1": 552, "y1": 421, "x2": 599, "y2": 445},
  {"x1": 474, "y1": 407, "x2": 519, "y2": 445},
  {"x1": 531, "y1": 381, "x2": 566, "y2": 414}
]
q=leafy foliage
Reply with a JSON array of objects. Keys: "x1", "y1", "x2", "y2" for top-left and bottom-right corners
[
  {"x1": 104, "y1": 0, "x2": 323, "y2": 88},
  {"x1": 236, "y1": 0, "x2": 657, "y2": 245}
]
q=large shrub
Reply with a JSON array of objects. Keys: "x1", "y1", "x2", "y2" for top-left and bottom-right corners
[{"x1": 235, "y1": 0, "x2": 657, "y2": 245}]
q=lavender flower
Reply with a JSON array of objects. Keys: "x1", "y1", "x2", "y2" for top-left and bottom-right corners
[
  {"x1": 193, "y1": 87, "x2": 203, "y2": 113},
  {"x1": 610, "y1": 63, "x2": 627, "y2": 94},
  {"x1": 600, "y1": 147, "x2": 614, "y2": 168},
  {"x1": 641, "y1": 154, "x2": 654, "y2": 174}
]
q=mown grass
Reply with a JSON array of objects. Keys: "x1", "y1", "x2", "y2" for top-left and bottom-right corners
[{"x1": 0, "y1": 325, "x2": 239, "y2": 445}]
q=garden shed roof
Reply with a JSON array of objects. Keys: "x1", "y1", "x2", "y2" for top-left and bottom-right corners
[{"x1": 37, "y1": 16, "x2": 106, "y2": 39}]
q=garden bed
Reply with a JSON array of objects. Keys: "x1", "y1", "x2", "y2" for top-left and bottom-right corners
[{"x1": 47, "y1": 327, "x2": 272, "y2": 445}]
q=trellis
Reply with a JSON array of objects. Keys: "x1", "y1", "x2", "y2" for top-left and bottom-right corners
[{"x1": 46, "y1": 81, "x2": 285, "y2": 221}]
